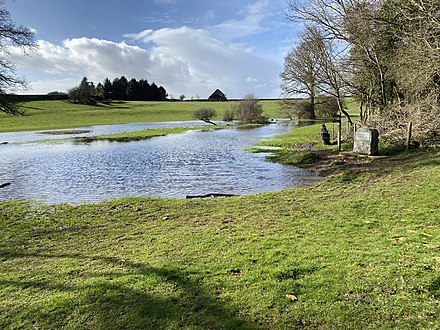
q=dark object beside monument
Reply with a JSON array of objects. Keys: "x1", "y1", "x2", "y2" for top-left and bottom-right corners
[
  {"x1": 320, "y1": 124, "x2": 331, "y2": 145},
  {"x1": 353, "y1": 128, "x2": 379, "y2": 155}
]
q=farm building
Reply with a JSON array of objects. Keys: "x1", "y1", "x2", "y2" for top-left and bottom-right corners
[{"x1": 208, "y1": 89, "x2": 227, "y2": 101}]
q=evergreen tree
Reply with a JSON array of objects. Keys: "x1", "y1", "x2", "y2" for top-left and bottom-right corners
[
  {"x1": 103, "y1": 78, "x2": 112, "y2": 99},
  {"x1": 139, "y1": 79, "x2": 152, "y2": 100},
  {"x1": 95, "y1": 83, "x2": 104, "y2": 99},
  {"x1": 126, "y1": 78, "x2": 137, "y2": 100},
  {"x1": 150, "y1": 83, "x2": 162, "y2": 101},
  {"x1": 112, "y1": 76, "x2": 128, "y2": 100},
  {"x1": 158, "y1": 86, "x2": 168, "y2": 100},
  {"x1": 99, "y1": 77, "x2": 168, "y2": 101}
]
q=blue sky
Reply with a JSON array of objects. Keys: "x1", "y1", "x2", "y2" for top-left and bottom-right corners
[{"x1": 6, "y1": 0, "x2": 298, "y2": 99}]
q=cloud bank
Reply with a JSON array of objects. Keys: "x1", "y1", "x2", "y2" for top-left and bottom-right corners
[{"x1": 8, "y1": 0, "x2": 284, "y2": 98}]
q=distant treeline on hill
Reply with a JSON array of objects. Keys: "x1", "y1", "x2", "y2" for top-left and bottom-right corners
[
  {"x1": 101, "y1": 76, "x2": 167, "y2": 101},
  {"x1": 66, "y1": 76, "x2": 168, "y2": 105},
  {"x1": 8, "y1": 76, "x2": 169, "y2": 104}
]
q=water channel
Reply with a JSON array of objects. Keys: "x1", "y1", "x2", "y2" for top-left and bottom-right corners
[{"x1": 0, "y1": 122, "x2": 321, "y2": 204}]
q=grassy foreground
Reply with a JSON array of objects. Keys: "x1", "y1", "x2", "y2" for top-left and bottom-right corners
[
  {"x1": 0, "y1": 100, "x2": 281, "y2": 132},
  {"x1": 1, "y1": 131, "x2": 440, "y2": 328}
]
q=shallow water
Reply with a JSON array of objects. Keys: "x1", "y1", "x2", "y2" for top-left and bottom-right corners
[
  {"x1": 0, "y1": 123, "x2": 321, "y2": 204},
  {"x1": 0, "y1": 120, "x2": 216, "y2": 143}
]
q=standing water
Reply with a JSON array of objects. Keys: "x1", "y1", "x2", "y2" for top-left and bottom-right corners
[{"x1": 0, "y1": 123, "x2": 321, "y2": 204}]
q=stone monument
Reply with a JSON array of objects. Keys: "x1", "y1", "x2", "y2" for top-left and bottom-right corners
[{"x1": 353, "y1": 127, "x2": 379, "y2": 155}]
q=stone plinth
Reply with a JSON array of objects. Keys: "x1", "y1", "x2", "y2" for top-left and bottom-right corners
[{"x1": 353, "y1": 128, "x2": 379, "y2": 155}]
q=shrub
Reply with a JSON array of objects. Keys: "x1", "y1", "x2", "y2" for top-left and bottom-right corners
[
  {"x1": 236, "y1": 94, "x2": 267, "y2": 124},
  {"x1": 192, "y1": 107, "x2": 217, "y2": 125},
  {"x1": 223, "y1": 104, "x2": 237, "y2": 121}
]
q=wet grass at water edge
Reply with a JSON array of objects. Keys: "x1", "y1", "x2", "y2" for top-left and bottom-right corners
[
  {"x1": 1, "y1": 147, "x2": 440, "y2": 328},
  {"x1": 74, "y1": 126, "x2": 227, "y2": 143},
  {"x1": 0, "y1": 100, "x2": 282, "y2": 132}
]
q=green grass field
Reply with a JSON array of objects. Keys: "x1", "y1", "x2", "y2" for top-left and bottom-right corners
[
  {"x1": 1, "y1": 147, "x2": 439, "y2": 329},
  {"x1": 1, "y1": 117, "x2": 440, "y2": 328},
  {"x1": 2, "y1": 101, "x2": 439, "y2": 328},
  {"x1": 0, "y1": 100, "x2": 282, "y2": 132}
]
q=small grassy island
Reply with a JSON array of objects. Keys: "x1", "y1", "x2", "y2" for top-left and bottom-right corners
[{"x1": 1, "y1": 100, "x2": 439, "y2": 329}]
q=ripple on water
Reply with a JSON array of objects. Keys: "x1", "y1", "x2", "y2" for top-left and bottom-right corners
[{"x1": 0, "y1": 124, "x2": 321, "y2": 204}]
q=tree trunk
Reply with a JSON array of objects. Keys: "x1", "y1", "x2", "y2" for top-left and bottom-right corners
[
  {"x1": 336, "y1": 96, "x2": 353, "y2": 125},
  {"x1": 359, "y1": 95, "x2": 364, "y2": 122},
  {"x1": 309, "y1": 94, "x2": 317, "y2": 120},
  {"x1": 203, "y1": 120, "x2": 217, "y2": 126}
]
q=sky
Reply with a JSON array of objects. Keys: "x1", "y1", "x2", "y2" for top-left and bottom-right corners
[{"x1": 5, "y1": 0, "x2": 299, "y2": 99}]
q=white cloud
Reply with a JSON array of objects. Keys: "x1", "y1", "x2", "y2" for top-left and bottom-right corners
[
  {"x1": 8, "y1": 37, "x2": 191, "y2": 94},
  {"x1": 209, "y1": 0, "x2": 271, "y2": 41},
  {"x1": 28, "y1": 78, "x2": 79, "y2": 94},
  {"x1": 127, "y1": 26, "x2": 281, "y2": 97},
  {"x1": 154, "y1": 0, "x2": 179, "y2": 4},
  {"x1": 246, "y1": 77, "x2": 259, "y2": 83},
  {"x1": 8, "y1": 26, "x2": 282, "y2": 98}
]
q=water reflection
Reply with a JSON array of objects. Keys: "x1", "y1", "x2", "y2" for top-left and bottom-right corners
[
  {"x1": 0, "y1": 121, "x2": 222, "y2": 143},
  {"x1": 0, "y1": 123, "x2": 321, "y2": 204}
]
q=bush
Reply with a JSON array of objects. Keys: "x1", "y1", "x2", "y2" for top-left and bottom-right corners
[
  {"x1": 236, "y1": 94, "x2": 267, "y2": 124},
  {"x1": 223, "y1": 104, "x2": 237, "y2": 121},
  {"x1": 192, "y1": 107, "x2": 217, "y2": 125}
]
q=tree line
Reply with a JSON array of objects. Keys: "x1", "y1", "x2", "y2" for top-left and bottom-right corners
[
  {"x1": 281, "y1": 0, "x2": 440, "y2": 143},
  {"x1": 69, "y1": 76, "x2": 168, "y2": 105}
]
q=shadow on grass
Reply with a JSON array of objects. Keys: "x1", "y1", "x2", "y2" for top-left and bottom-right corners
[
  {"x1": 0, "y1": 250, "x2": 260, "y2": 329},
  {"x1": 375, "y1": 149, "x2": 440, "y2": 173}
]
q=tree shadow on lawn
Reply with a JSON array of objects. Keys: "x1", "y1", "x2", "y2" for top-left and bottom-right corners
[{"x1": 0, "y1": 250, "x2": 260, "y2": 329}]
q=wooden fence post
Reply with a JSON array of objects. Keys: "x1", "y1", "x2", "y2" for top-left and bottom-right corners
[
  {"x1": 354, "y1": 123, "x2": 357, "y2": 143},
  {"x1": 337, "y1": 113, "x2": 342, "y2": 152},
  {"x1": 406, "y1": 121, "x2": 413, "y2": 151}
]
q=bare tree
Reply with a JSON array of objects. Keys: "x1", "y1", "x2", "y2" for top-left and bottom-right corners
[
  {"x1": 385, "y1": 0, "x2": 440, "y2": 98},
  {"x1": 286, "y1": 0, "x2": 388, "y2": 116},
  {"x1": 280, "y1": 26, "x2": 323, "y2": 119},
  {"x1": 0, "y1": 0, "x2": 36, "y2": 114},
  {"x1": 286, "y1": 0, "x2": 440, "y2": 141},
  {"x1": 223, "y1": 103, "x2": 236, "y2": 122},
  {"x1": 277, "y1": 99, "x2": 297, "y2": 120},
  {"x1": 309, "y1": 28, "x2": 353, "y2": 124},
  {"x1": 374, "y1": 0, "x2": 440, "y2": 138},
  {"x1": 281, "y1": 17, "x2": 354, "y2": 123}
]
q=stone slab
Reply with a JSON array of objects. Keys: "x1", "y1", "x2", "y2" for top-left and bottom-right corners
[{"x1": 353, "y1": 128, "x2": 379, "y2": 155}]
